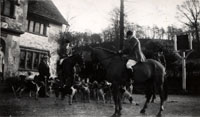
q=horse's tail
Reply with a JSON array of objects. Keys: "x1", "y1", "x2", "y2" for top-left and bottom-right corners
[{"x1": 152, "y1": 59, "x2": 168, "y2": 101}]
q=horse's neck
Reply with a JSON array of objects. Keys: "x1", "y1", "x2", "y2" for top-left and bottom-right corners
[
  {"x1": 97, "y1": 52, "x2": 117, "y2": 69},
  {"x1": 69, "y1": 56, "x2": 77, "y2": 66}
]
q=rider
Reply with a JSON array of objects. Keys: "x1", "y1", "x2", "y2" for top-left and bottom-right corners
[
  {"x1": 119, "y1": 30, "x2": 146, "y2": 75},
  {"x1": 59, "y1": 42, "x2": 73, "y2": 65},
  {"x1": 66, "y1": 43, "x2": 73, "y2": 57}
]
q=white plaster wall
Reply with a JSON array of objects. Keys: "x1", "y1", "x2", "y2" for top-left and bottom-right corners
[{"x1": 13, "y1": 23, "x2": 63, "y2": 77}]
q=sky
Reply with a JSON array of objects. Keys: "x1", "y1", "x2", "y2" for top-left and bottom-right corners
[{"x1": 52, "y1": 0, "x2": 186, "y2": 33}]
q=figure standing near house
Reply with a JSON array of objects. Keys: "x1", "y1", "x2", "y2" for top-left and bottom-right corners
[
  {"x1": 38, "y1": 55, "x2": 50, "y2": 97},
  {"x1": 0, "y1": 45, "x2": 4, "y2": 82}
]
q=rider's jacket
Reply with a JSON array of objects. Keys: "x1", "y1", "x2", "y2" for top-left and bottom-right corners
[{"x1": 122, "y1": 36, "x2": 146, "y2": 62}]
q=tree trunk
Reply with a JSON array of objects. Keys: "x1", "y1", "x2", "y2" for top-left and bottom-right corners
[{"x1": 194, "y1": 25, "x2": 200, "y2": 50}]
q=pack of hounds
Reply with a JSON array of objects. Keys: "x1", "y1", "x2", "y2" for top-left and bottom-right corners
[{"x1": 5, "y1": 72, "x2": 137, "y2": 105}]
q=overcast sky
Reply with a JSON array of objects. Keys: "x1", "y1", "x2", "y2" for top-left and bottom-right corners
[{"x1": 52, "y1": 0, "x2": 186, "y2": 33}]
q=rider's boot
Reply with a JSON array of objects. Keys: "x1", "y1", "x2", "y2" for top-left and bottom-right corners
[{"x1": 127, "y1": 68, "x2": 133, "y2": 78}]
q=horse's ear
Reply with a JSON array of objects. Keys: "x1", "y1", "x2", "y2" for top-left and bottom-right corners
[
  {"x1": 88, "y1": 46, "x2": 93, "y2": 50},
  {"x1": 78, "y1": 51, "x2": 82, "y2": 56}
]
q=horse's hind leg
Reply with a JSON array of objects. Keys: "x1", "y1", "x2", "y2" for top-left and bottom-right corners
[
  {"x1": 140, "y1": 87, "x2": 152, "y2": 114},
  {"x1": 151, "y1": 83, "x2": 156, "y2": 103},
  {"x1": 157, "y1": 84, "x2": 166, "y2": 117}
]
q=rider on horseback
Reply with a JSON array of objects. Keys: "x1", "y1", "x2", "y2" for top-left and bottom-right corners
[
  {"x1": 119, "y1": 30, "x2": 146, "y2": 75},
  {"x1": 66, "y1": 43, "x2": 73, "y2": 57},
  {"x1": 59, "y1": 42, "x2": 74, "y2": 65}
]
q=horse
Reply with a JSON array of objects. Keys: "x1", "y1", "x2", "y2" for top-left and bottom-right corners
[
  {"x1": 82, "y1": 47, "x2": 167, "y2": 117},
  {"x1": 57, "y1": 53, "x2": 83, "y2": 100}
]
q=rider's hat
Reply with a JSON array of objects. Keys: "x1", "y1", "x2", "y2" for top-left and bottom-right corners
[{"x1": 126, "y1": 30, "x2": 133, "y2": 38}]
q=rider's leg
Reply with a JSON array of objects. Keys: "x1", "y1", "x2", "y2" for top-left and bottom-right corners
[
  {"x1": 126, "y1": 60, "x2": 133, "y2": 77},
  {"x1": 126, "y1": 59, "x2": 137, "y2": 78}
]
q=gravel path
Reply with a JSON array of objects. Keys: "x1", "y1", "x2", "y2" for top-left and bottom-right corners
[{"x1": 0, "y1": 91, "x2": 200, "y2": 117}]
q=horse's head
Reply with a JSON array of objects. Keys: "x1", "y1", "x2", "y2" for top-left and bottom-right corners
[
  {"x1": 81, "y1": 47, "x2": 103, "y2": 65},
  {"x1": 81, "y1": 47, "x2": 94, "y2": 63},
  {"x1": 72, "y1": 52, "x2": 84, "y2": 66}
]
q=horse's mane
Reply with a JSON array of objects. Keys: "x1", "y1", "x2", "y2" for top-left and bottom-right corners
[
  {"x1": 94, "y1": 47, "x2": 117, "y2": 55},
  {"x1": 92, "y1": 47, "x2": 122, "y2": 64}
]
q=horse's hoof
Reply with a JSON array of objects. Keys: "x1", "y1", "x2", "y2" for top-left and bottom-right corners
[
  {"x1": 111, "y1": 113, "x2": 119, "y2": 117},
  {"x1": 140, "y1": 109, "x2": 146, "y2": 114},
  {"x1": 156, "y1": 112, "x2": 162, "y2": 117},
  {"x1": 111, "y1": 113, "x2": 117, "y2": 117}
]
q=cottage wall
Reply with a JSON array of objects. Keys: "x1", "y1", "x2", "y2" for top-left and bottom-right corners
[
  {"x1": 13, "y1": 23, "x2": 63, "y2": 77},
  {"x1": 1, "y1": 0, "x2": 67, "y2": 78},
  {"x1": 1, "y1": 0, "x2": 28, "y2": 78},
  {"x1": 1, "y1": 0, "x2": 28, "y2": 33}
]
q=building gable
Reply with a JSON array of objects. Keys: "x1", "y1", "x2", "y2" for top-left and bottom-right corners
[{"x1": 28, "y1": 0, "x2": 68, "y2": 25}]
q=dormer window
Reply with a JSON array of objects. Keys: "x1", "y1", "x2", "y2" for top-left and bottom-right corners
[
  {"x1": 26, "y1": 19, "x2": 47, "y2": 36},
  {"x1": 1, "y1": 0, "x2": 15, "y2": 18}
]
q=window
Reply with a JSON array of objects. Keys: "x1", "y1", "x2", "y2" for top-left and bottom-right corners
[
  {"x1": 19, "y1": 47, "x2": 49, "y2": 71},
  {"x1": 26, "y1": 19, "x2": 47, "y2": 36},
  {"x1": 34, "y1": 22, "x2": 40, "y2": 33},
  {"x1": 1, "y1": 0, "x2": 15, "y2": 18}
]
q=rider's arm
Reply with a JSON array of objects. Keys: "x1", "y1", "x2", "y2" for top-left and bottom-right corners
[{"x1": 119, "y1": 38, "x2": 137, "y2": 54}]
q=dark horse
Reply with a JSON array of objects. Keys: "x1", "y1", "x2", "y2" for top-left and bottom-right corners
[
  {"x1": 82, "y1": 47, "x2": 167, "y2": 116},
  {"x1": 57, "y1": 53, "x2": 83, "y2": 99}
]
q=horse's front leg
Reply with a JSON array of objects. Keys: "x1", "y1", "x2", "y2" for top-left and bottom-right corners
[
  {"x1": 112, "y1": 90, "x2": 119, "y2": 117},
  {"x1": 118, "y1": 93, "x2": 123, "y2": 116}
]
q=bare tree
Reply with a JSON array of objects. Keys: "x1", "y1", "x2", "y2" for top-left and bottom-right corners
[
  {"x1": 177, "y1": 0, "x2": 200, "y2": 45},
  {"x1": 110, "y1": 8, "x2": 121, "y2": 41},
  {"x1": 152, "y1": 25, "x2": 159, "y2": 39},
  {"x1": 158, "y1": 28, "x2": 165, "y2": 39},
  {"x1": 167, "y1": 26, "x2": 183, "y2": 40},
  {"x1": 90, "y1": 34, "x2": 102, "y2": 44}
]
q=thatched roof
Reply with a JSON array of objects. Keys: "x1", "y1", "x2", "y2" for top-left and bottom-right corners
[{"x1": 28, "y1": 0, "x2": 68, "y2": 25}]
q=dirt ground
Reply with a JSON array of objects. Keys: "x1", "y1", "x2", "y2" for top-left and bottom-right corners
[{"x1": 0, "y1": 88, "x2": 200, "y2": 117}]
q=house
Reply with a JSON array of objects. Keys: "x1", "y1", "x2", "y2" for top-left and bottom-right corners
[{"x1": 1, "y1": 0, "x2": 68, "y2": 78}]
